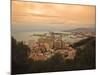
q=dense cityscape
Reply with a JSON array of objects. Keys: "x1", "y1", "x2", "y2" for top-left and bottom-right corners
[
  {"x1": 12, "y1": 31, "x2": 96, "y2": 74},
  {"x1": 23, "y1": 32, "x2": 95, "y2": 61}
]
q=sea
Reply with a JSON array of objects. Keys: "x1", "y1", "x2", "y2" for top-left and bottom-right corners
[{"x1": 12, "y1": 31, "x2": 88, "y2": 44}]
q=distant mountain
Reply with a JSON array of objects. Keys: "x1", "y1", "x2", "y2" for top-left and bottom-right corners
[{"x1": 63, "y1": 28, "x2": 96, "y2": 32}]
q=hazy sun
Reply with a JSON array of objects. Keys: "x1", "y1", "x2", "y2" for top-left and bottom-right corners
[{"x1": 30, "y1": 8, "x2": 44, "y2": 15}]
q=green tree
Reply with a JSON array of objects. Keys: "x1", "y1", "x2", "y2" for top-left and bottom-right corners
[{"x1": 11, "y1": 37, "x2": 30, "y2": 74}]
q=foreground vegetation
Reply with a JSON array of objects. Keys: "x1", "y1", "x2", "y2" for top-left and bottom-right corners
[{"x1": 11, "y1": 36, "x2": 96, "y2": 74}]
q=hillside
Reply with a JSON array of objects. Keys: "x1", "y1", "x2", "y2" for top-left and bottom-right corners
[{"x1": 63, "y1": 28, "x2": 95, "y2": 32}]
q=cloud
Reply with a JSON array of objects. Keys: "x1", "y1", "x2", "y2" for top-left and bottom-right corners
[{"x1": 12, "y1": 0, "x2": 96, "y2": 30}]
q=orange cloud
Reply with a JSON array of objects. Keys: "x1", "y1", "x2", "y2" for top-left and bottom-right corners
[{"x1": 12, "y1": 1, "x2": 96, "y2": 28}]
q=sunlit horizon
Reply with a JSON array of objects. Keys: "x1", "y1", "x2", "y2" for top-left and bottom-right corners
[{"x1": 12, "y1": 0, "x2": 96, "y2": 32}]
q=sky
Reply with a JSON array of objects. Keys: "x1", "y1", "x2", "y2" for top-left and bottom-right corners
[
  {"x1": 12, "y1": 0, "x2": 96, "y2": 5},
  {"x1": 12, "y1": 0, "x2": 96, "y2": 32}
]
